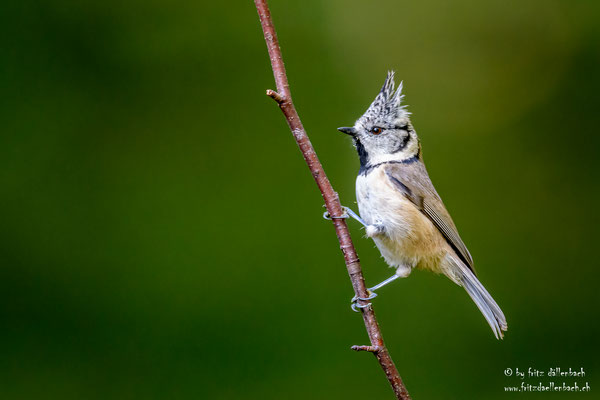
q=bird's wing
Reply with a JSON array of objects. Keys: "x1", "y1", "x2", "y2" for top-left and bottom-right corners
[{"x1": 384, "y1": 163, "x2": 475, "y2": 272}]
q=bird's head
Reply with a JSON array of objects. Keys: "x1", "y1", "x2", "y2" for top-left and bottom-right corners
[{"x1": 338, "y1": 71, "x2": 420, "y2": 169}]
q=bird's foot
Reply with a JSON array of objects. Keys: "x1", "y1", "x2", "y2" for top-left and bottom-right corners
[
  {"x1": 350, "y1": 290, "x2": 378, "y2": 312},
  {"x1": 349, "y1": 272, "x2": 408, "y2": 312}
]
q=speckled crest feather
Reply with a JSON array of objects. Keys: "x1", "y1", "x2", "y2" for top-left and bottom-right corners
[{"x1": 358, "y1": 71, "x2": 409, "y2": 127}]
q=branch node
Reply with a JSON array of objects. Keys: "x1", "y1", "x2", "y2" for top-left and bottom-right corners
[
  {"x1": 351, "y1": 345, "x2": 383, "y2": 353},
  {"x1": 266, "y1": 89, "x2": 285, "y2": 104}
]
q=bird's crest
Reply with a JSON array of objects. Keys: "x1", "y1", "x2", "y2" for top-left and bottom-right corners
[{"x1": 359, "y1": 71, "x2": 409, "y2": 126}]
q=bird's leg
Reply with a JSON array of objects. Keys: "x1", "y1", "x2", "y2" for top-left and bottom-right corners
[
  {"x1": 344, "y1": 207, "x2": 385, "y2": 237},
  {"x1": 368, "y1": 273, "x2": 403, "y2": 292},
  {"x1": 323, "y1": 206, "x2": 384, "y2": 237},
  {"x1": 323, "y1": 206, "x2": 364, "y2": 225},
  {"x1": 342, "y1": 207, "x2": 367, "y2": 227},
  {"x1": 350, "y1": 268, "x2": 409, "y2": 312}
]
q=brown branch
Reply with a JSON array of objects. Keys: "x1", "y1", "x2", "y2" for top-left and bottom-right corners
[{"x1": 253, "y1": 1, "x2": 411, "y2": 399}]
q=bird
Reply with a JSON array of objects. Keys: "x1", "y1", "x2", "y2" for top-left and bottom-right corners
[{"x1": 337, "y1": 71, "x2": 507, "y2": 339}]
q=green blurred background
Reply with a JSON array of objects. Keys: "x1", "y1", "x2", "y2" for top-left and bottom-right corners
[{"x1": 1, "y1": 0, "x2": 598, "y2": 399}]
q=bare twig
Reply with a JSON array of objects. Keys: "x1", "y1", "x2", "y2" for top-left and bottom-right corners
[
  {"x1": 351, "y1": 345, "x2": 383, "y2": 353},
  {"x1": 253, "y1": 1, "x2": 411, "y2": 399}
]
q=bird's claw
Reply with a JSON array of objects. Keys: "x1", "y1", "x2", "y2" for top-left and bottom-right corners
[
  {"x1": 350, "y1": 290, "x2": 378, "y2": 312},
  {"x1": 323, "y1": 208, "x2": 349, "y2": 220}
]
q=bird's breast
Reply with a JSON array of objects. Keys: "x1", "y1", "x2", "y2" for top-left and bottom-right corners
[
  {"x1": 355, "y1": 166, "x2": 446, "y2": 270},
  {"x1": 356, "y1": 167, "x2": 415, "y2": 234}
]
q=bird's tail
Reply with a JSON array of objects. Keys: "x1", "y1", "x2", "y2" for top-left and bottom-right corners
[{"x1": 450, "y1": 258, "x2": 508, "y2": 339}]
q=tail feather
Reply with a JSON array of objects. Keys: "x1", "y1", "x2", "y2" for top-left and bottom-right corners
[{"x1": 450, "y1": 257, "x2": 508, "y2": 339}]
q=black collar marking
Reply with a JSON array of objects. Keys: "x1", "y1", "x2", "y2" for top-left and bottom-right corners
[{"x1": 358, "y1": 151, "x2": 420, "y2": 176}]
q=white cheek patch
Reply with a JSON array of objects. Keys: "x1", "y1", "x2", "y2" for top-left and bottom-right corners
[{"x1": 365, "y1": 132, "x2": 419, "y2": 166}]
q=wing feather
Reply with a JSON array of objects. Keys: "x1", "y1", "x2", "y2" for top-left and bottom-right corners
[{"x1": 384, "y1": 164, "x2": 474, "y2": 272}]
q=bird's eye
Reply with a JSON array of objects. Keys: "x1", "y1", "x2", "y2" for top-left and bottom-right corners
[{"x1": 370, "y1": 127, "x2": 383, "y2": 135}]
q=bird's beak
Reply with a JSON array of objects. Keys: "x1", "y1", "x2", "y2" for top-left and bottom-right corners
[{"x1": 337, "y1": 127, "x2": 357, "y2": 137}]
